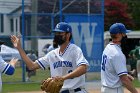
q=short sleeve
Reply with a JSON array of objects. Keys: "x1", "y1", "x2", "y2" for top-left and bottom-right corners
[
  {"x1": 112, "y1": 54, "x2": 127, "y2": 76},
  {"x1": 36, "y1": 54, "x2": 50, "y2": 70},
  {"x1": 75, "y1": 48, "x2": 89, "y2": 67},
  {"x1": 0, "y1": 56, "x2": 10, "y2": 73}
]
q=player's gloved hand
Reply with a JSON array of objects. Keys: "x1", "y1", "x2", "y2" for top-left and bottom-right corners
[{"x1": 41, "y1": 77, "x2": 64, "y2": 93}]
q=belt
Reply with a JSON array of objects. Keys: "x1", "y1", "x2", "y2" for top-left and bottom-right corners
[{"x1": 61, "y1": 88, "x2": 81, "y2": 93}]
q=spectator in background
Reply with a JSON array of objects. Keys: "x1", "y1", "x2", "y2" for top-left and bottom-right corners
[
  {"x1": 128, "y1": 48, "x2": 137, "y2": 77},
  {"x1": 26, "y1": 50, "x2": 37, "y2": 82},
  {"x1": 134, "y1": 44, "x2": 140, "y2": 81},
  {"x1": 42, "y1": 44, "x2": 51, "y2": 54}
]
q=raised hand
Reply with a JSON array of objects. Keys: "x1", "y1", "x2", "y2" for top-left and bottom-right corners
[
  {"x1": 9, "y1": 58, "x2": 18, "y2": 68},
  {"x1": 11, "y1": 35, "x2": 21, "y2": 49}
]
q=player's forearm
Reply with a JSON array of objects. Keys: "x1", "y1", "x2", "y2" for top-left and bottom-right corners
[
  {"x1": 62, "y1": 64, "x2": 87, "y2": 80},
  {"x1": 18, "y1": 47, "x2": 35, "y2": 70},
  {"x1": 122, "y1": 79, "x2": 138, "y2": 93}
]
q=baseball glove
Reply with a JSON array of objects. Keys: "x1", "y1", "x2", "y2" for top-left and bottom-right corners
[{"x1": 41, "y1": 77, "x2": 64, "y2": 93}]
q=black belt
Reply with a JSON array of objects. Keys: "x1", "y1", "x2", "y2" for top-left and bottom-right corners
[{"x1": 61, "y1": 88, "x2": 81, "y2": 93}]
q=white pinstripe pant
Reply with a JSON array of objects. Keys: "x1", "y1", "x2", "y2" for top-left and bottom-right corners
[{"x1": 101, "y1": 86, "x2": 124, "y2": 93}]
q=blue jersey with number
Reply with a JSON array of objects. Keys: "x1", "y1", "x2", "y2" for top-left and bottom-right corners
[
  {"x1": 36, "y1": 43, "x2": 89, "y2": 89},
  {"x1": 101, "y1": 42, "x2": 127, "y2": 88}
]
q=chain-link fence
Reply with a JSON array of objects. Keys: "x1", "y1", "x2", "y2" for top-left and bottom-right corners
[{"x1": 0, "y1": 0, "x2": 104, "y2": 83}]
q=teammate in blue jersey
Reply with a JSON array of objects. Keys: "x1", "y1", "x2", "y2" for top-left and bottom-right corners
[
  {"x1": 0, "y1": 41, "x2": 18, "y2": 92},
  {"x1": 101, "y1": 23, "x2": 138, "y2": 93},
  {"x1": 11, "y1": 22, "x2": 89, "y2": 93}
]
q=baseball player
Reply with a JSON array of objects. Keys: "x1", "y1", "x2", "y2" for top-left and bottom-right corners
[
  {"x1": 101, "y1": 23, "x2": 138, "y2": 93},
  {"x1": 134, "y1": 45, "x2": 140, "y2": 81},
  {"x1": 11, "y1": 22, "x2": 89, "y2": 93},
  {"x1": 128, "y1": 49, "x2": 137, "y2": 77},
  {"x1": 0, "y1": 41, "x2": 18, "y2": 92}
]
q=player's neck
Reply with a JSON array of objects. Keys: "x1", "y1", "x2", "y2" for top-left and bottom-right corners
[
  {"x1": 59, "y1": 41, "x2": 69, "y2": 54},
  {"x1": 112, "y1": 40, "x2": 121, "y2": 45}
]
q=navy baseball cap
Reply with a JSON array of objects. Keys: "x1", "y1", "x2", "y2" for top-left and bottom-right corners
[
  {"x1": 53, "y1": 22, "x2": 72, "y2": 33},
  {"x1": 109, "y1": 23, "x2": 131, "y2": 34}
]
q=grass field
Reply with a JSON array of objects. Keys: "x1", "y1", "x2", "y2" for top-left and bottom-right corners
[
  {"x1": 2, "y1": 67, "x2": 51, "y2": 82},
  {"x1": 2, "y1": 80, "x2": 140, "y2": 93},
  {"x1": 2, "y1": 83, "x2": 41, "y2": 93},
  {"x1": 2, "y1": 67, "x2": 50, "y2": 93},
  {"x1": 2, "y1": 67, "x2": 140, "y2": 93}
]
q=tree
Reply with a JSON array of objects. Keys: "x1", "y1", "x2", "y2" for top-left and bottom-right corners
[
  {"x1": 105, "y1": 0, "x2": 134, "y2": 31},
  {"x1": 120, "y1": 0, "x2": 140, "y2": 30}
]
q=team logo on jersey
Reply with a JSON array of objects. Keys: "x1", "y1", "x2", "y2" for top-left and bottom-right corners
[{"x1": 53, "y1": 61, "x2": 73, "y2": 69}]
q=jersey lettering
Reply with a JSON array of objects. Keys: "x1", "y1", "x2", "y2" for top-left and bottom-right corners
[
  {"x1": 101, "y1": 54, "x2": 107, "y2": 71},
  {"x1": 53, "y1": 61, "x2": 73, "y2": 69}
]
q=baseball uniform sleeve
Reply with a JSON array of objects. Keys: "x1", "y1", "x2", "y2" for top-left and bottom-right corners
[
  {"x1": 74, "y1": 47, "x2": 89, "y2": 67},
  {"x1": 36, "y1": 53, "x2": 50, "y2": 70},
  {"x1": 0, "y1": 56, "x2": 11, "y2": 73},
  {"x1": 112, "y1": 54, "x2": 127, "y2": 76}
]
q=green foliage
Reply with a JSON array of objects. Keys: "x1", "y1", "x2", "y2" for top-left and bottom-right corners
[
  {"x1": 105, "y1": 0, "x2": 134, "y2": 31},
  {"x1": 105, "y1": 0, "x2": 140, "y2": 31},
  {"x1": 120, "y1": 0, "x2": 140, "y2": 30}
]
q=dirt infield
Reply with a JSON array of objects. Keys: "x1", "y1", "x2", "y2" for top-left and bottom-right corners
[{"x1": 9, "y1": 81, "x2": 140, "y2": 93}]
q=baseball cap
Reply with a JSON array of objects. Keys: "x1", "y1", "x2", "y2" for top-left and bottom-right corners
[
  {"x1": 53, "y1": 22, "x2": 72, "y2": 33},
  {"x1": 109, "y1": 23, "x2": 131, "y2": 34}
]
